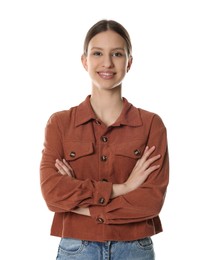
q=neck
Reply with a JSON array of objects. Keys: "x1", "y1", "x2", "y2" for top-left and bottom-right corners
[{"x1": 90, "y1": 86, "x2": 123, "y2": 126}]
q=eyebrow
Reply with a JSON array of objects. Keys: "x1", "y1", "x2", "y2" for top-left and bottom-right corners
[{"x1": 90, "y1": 47, "x2": 126, "y2": 51}]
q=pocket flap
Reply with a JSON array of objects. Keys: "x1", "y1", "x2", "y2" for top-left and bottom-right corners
[
  {"x1": 64, "y1": 141, "x2": 94, "y2": 161},
  {"x1": 114, "y1": 140, "x2": 145, "y2": 159}
]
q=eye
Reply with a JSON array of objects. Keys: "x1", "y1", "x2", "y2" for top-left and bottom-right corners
[
  {"x1": 93, "y1": 51, "x2": 102, "y2": 56},
  {"x1": 112, "y1": 52, "x2": 123, "y2": 57}
]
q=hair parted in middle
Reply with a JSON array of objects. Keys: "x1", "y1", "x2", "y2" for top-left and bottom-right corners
[{"x1": 83, "y1": 19, "x2": 132, "y2": 57}]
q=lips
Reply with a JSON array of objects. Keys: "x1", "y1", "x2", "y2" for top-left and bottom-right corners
[{"x1": 98, "y1": 71, "x2": 115, "y2": 79}]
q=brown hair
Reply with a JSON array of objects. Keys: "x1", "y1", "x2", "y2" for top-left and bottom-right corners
[{"x1": 83, "y1": 19, "x2": 132, "y2": 56}]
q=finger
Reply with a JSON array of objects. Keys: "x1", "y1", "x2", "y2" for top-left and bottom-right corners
[
  {"x1": 143, "y1": 154, "x2": 161, "y2": 169},
  {"x1": 55, "y1": 159, "x2": 72, "y2": 177},
  {"x1": 55, "y1": 161, "x2": 62, "y2": 172},
  {"x1": 138, "y1": 149, "x2": 161, "y2": 168},
  {"x1": 131, "y1": 153, "x2": 160, "y2": 176},
  {"x1": 62, "y1": 159, "x2": 75, "y2": 177},
  {"x1": 144, "y1": 146, "x2": 149, "y2": 153},
  {"x1": 139, "y1": 146, "x2": 156, "y2": 164},
  {"x1": 144, "y1": 164, "x2": 160, "y2": 177},
  {"x1": 55, "y1": 162, "x2": 67, "y2": 175},
  {"x1": 56, "y1": 159, "x2": 68, "y2": 171},
  {"x1": 144, "y1": 146, "x2": 156, "y2": 157},
  {"x1": 63, "y1": 159, "x2": 74, "y2": 172}
]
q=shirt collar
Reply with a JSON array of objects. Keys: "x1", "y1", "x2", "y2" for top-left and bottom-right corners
[{"x1": 75, "y1": 95, "x2": 143, "y2": 127}]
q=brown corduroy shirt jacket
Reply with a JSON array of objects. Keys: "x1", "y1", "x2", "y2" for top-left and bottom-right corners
[{"x1": 40, "y1": 95, "x2": 169, "y2": 242}]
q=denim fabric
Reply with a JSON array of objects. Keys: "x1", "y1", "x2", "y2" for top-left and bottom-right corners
[{"x1": 56, "y1": 237, "x2": 155, "y2": 260}]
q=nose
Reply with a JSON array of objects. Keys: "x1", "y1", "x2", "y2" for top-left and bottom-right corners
[{"x1": 102, "y1": 54, "x2": 114, "y2": 68}]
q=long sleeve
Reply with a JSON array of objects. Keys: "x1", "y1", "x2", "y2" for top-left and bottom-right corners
[{"x1": 40, "y1": 112, "x2": 112, "y2": 213}]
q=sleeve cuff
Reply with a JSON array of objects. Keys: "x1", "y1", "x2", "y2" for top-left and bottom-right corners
[
  {"x1": 89, "y1": 181, "x2": 112, "y2": 224},
  {"x1": 89, "y1": 204, "x2": 109, "y2": 224},
  {"x1": 93, "y1": 181, "x2": 112, "y2": 206}
]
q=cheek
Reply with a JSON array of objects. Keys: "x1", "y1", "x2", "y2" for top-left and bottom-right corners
[
  {"x1": 87, "y1": 66, "x2": 98, "y2": 79},
  {"x1": 119, "y1": 63, "x2": 128, "y2": 74},
  {"x1": 118, "y1": 59, "x2": 129, "y2": 69},
  {"x1": 88, "y1": 60, "x2": 102, "y2": 74}
]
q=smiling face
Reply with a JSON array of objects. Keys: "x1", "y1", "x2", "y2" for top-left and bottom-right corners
[{"x1": 82, "y1": 30, "x2": 132, "y2": 91}]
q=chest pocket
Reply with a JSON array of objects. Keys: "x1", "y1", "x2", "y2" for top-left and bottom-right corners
[
  {"x1": 114, "y1": 140, "x2": 146, "y2": 159},
  {"x1": 110, "y1": 140, "x2": 146, "y2": 182},
  {"x1": 63, "y1": 141, "x2": 94, "y2": 161}
]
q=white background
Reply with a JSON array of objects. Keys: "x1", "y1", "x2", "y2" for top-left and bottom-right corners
[{"x1": 0, "y1": 0, "x2": 213, "y2": 259}]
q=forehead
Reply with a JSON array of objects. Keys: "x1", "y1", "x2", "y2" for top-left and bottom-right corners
[{"x1": 88, "y1": 30, "x2": 127, "y2": 50}]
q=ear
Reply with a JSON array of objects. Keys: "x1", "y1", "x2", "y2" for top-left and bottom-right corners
[
  {"x1": 81, "y1": 54, "x2": 88, "y2": 71},
  {"x1": 127, "y1": 55, "x2": 133, "y2": 72}
]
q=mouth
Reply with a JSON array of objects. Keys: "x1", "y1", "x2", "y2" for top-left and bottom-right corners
[{"x1": 98, "y1": 71, "x2": 115, "y2": 79}]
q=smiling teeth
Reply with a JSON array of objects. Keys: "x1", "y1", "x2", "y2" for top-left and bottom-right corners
[{"x1": 100, "y1": 72, "x2": 113, "y2": 76}]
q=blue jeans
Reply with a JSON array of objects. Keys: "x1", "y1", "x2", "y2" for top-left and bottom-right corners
[{"x1": 56, "y1": 237, "x2": 155, "y2": 260}]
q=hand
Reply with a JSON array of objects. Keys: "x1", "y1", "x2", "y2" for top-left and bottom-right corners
[
  {"x1": 55, "y1": 159, "x2": 75, "y2": 178},
  {"x1": 124, "y1": 146, "x2": 160, "y2": 193},
  {"x1": 72, "y1": 207, "x2": 90, "y2": 216}
]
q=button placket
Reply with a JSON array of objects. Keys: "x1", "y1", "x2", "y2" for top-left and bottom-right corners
[
  {"x1": 99, "y1": 130, "x2": 110, "y2": 184},
  {"x1": 100, "y1": 134, "x2": 108, "y2": 162}
]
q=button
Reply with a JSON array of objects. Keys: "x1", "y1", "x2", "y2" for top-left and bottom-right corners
[
  {"x1": 101, "y1": 178, "x2": 108, "y2": 182},
  {"x1": 101, "y1": 155, "x2": 107, "y2": 161},
  {"x1": 97, "y1": 217, "x2": 104, "y2": 223},
  {"x1": 70, "y1": 151, "x2": 76, "y2": 157},
  {"x1": 134, "y1": 149, "x2": 141, "y2": 156},
  {"x1": 101, "y1": 136, "x2": 108, "y2": 142},
  {"x1": 98, "y1": 197, "x2": 105, "y2": 204}
]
